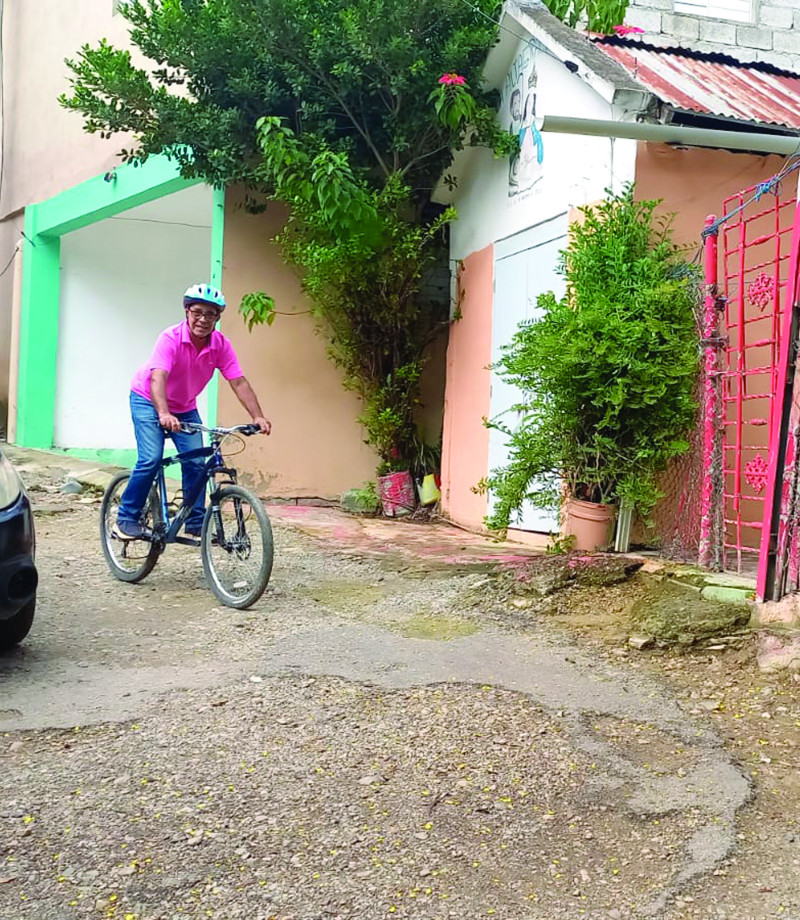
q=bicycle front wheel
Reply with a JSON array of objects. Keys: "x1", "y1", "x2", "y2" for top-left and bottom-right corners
[
  {"x1": 100, "y1": 471, "x2": 161, "y2": 583},
  {"x1": 201, "y1": 485, "x2": 273, "y2": 609}
]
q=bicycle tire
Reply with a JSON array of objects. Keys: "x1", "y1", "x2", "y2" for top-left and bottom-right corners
[
  {"x1": 200, "y1": 485, "x2": 273, "y2": 609},
  {"x1": 100, "y1": 471, "x2": 161, "y2": 583}
]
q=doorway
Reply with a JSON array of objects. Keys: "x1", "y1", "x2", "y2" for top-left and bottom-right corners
[{"x1": 489, "y1": 212, "x2": 567, "y2": 534}]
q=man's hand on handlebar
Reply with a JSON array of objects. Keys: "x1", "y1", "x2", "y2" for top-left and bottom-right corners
[
  {"x1": 164, "y1": 420, "x2": 271, "y2": 436},
  {"x1": 159, "y1": 413, "x2": 181, "y2": 433}
]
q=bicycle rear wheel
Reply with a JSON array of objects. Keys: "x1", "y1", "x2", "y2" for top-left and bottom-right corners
[
  {"x1": 100, "y1": 471, "x2": 161, "y2": 583},
  {"x1": 201, "y1": 485, "x2": 273, "y2": 609}
]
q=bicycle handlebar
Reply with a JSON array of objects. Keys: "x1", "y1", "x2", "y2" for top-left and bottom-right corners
[{"x1": 176, "y1": 422, "x2": 262, "y2": 437}]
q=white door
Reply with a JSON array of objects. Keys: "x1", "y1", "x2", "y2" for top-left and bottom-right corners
[{"x1": 488, "y1": 213, "x2": 568, "y2": 532}]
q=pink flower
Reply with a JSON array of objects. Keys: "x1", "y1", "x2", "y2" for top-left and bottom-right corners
[
  {"x1": 439, "y1": 73, "x2": 466, "y2": 86},
  {"x1": 613, "y1": 24, "x2": 645, "y2": 35}
]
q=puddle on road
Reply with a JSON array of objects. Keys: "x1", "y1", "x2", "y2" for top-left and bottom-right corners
[
  {"x1": 298, "y1": 580, "x2": 384, "y2": 612},
  {"x1": 297, "y1": 578, "x2": 480, "y2": 641},
  {"x1": 394, "y1": 611, "x2": 479, "y2": 641}
]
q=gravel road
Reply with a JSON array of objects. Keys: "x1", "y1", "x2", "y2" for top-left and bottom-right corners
[{"x1": 0, "y1": 457, "x2": 790, "y2": 920}]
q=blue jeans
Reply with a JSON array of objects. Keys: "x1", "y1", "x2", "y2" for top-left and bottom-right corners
[{"x1": 118, "y1": 392, "x2": 207, "y2": 533}]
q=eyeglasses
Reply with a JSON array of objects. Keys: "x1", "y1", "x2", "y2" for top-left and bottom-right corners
[{"x1": 187, "y1": 307, "x2": 220, "y2": 322}]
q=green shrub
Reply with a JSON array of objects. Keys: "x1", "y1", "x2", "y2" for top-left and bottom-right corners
[{"x1": 487, "y1": 185, "x2": 700, "y2": 531}]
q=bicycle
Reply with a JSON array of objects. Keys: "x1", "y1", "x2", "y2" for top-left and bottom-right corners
[{"x1": 99, "y1": 423, "x2": 273, "y2": 609}]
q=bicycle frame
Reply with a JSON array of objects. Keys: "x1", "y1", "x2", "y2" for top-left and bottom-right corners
[{"x1": 152, "y1": 438, "x2": 238, "y2": 546}]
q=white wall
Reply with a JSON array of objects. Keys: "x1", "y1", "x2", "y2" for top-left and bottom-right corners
[
  {"x1": 628, "y1": 0, "x2": 798, "y2": 72},
  {"x1": 443, "y1": 33, "x2": 639, "y2": 534},
  {"x1": 449, "y1": 40, "x2": 637, "y2": 262},
  {"x1": 54, "y1": 185, "x2": 213, "y2": 449}
]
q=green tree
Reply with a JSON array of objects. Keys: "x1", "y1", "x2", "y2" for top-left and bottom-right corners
[
  {"x1": 60, "y1": 0, "x2": 515, "y2": 470},
  {"x1": 544, "y1": 0, "x2": 630, "y2": 32}
]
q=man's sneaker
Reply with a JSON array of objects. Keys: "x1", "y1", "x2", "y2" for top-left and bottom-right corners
[
  {"x1": 186, "y1": 528, "x2": 219, "y2": 546},
  {"x1": 113, "y1": 520, "x2": 146, "y2": 541}
]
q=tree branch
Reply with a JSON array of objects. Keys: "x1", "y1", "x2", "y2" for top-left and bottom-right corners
[
  {"x1": 325, "y1": 81, "x2": 390, "y2": 177},
  {"x1": 399, "y1": 142, "x2": 451, "y2": 178},
  {"x1": 276, "y1": 43, "x2": 391, "y2": 177}
]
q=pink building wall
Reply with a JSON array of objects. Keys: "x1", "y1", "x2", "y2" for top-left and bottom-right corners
[{"x1": 440, "y1": 246, "x2": 493, "y2": 529}]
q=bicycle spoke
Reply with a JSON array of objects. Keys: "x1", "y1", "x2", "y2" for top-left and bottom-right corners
[
  {"x1": 99, "y1": 473, "x2": 160, "y2": 583},
  {"x1": 208, "y1": 500, "x2": 262, "y2": 593},
  {"x1": 201, "y1": 486, "x2": 273, "y2": 608}
]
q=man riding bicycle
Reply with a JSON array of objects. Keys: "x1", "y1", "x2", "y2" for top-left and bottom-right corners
[{"x1": 115, "y1": 283, "x2": 270, "y2": 540}]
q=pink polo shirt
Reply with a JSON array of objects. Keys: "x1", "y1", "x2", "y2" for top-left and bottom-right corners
[{"x1": 130, "y1": 321, "x2": 244, "y2": 414}]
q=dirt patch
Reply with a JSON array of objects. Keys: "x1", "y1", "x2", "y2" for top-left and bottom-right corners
[
  {"x1": 4, "y1": 451, "x2": 800, "y2": 919},
  {"x1": 589, "y1": 715, "x2": 703, "y2": 776},
  {"x1": 296, "y1": 579, "x2": 385, "y2": 615},
  {"x1": 533, "y1": 573, "x2": 750, "y2": 650},
  {"x1": 540, "y1": 581, "x2": 800, "y2": 920},
  {"x1": 501, "y1": 553, "x2": 644, "y2": 598}
]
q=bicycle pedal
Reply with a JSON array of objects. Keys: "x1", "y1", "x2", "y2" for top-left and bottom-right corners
[{"x1": 174, "y1": 535, "x2": 201, "y2": 547}]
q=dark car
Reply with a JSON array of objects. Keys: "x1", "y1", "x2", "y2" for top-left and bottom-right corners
[{"x1": 0, "y1": 446, "x2": 37, "y2": 650}]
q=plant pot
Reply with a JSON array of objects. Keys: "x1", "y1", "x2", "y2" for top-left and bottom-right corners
[
  {"x1": 378, "y1": 471, "x2": 415, "y2": 517},
  {"x1": 562, "y1": 497, "x2": 615, "y2": 551},
  {"x1": 416, "y1": 473, "x2": 441, "y2": 507}
]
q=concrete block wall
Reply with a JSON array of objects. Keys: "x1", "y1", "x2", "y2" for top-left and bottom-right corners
[{"x1": 626, "y1": 0, "x2": 800, "y2": 71}]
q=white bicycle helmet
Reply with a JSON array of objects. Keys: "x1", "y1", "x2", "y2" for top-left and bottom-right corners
[{"x1": 183, "y1": 283, "x2": 226, "y2": 311}]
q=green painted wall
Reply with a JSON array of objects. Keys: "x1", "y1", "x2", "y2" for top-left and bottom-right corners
[
  {"x1": 16, "y1": 155, "x2": 218, "y2": 455},
  {"x1": 62, "y1": 447, "x2": 139, "y2": 469},
  {"x1": 206, "y1": 186, "x2": 227, "y2": 429},
  {"x1": 17, "y1": 206, "x2": 60, "y2": 448},
  {"x1": 35, "y1": 156, "x2": 200, "y2": 238}
]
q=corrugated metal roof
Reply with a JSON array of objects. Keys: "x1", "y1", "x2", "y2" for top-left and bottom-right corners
[{"x1": 593, "y1": 38, "x2": 800, "y2": 130}]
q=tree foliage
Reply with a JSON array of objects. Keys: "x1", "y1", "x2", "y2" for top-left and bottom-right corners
[
  {"x1": 61, "y1": 0, "x2": 515, "y2": 469},
  {"x1": 544, "y1": 0, "x2": 630, "y2": 32},
  {"x1": 487, "y1": 187, "x2": 700, "y2": 531},
  {"x1": 63, "y1": 0, "x2": 513, "y2": 189}
]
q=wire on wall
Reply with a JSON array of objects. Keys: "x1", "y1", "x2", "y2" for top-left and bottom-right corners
[
  {"x1": 0, "y1": 240, "x2": 19, "y2": 279},
  {"x1": 701, "y1": 156, "x2": 800, "y2": 240}
]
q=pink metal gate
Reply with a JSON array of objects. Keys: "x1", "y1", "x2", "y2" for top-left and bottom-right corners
[
  {"x1": 701, "y1": 164, "x2": 800, "y2": 578},
  {"x1": 758, "y1": 188, "x2": 800, "y2": 601}
]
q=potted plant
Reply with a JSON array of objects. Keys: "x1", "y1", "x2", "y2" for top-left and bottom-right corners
[
  {"x1": 377, "y1": 454, "x2": 417, "y2": 517},
  {"x1": 486, "y1": 185, "x2": 699, "y2": 550}
]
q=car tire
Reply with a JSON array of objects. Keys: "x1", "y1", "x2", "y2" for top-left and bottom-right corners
[{"x1": 0, "y1": 597, "x2": 35, "y2": 652}]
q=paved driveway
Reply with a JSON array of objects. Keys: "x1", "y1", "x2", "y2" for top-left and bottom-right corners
[{"x1": 0, "y1": 450, "x2": 754, "y2": 919}]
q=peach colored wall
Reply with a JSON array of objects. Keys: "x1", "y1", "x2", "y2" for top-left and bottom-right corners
[
  {"x1": 0, "y1": 1, "x2": 442, "y2": 468},
  {"x1": 1, "y1": 2, "x2": 134, "y2": 425},
  {"x1": 218, "y1": 190, "x2": 378, "y2": 499},
  {"x1": 440, "y1": 246, "x2": 493, "y2": 528},
  {"x1": 634, "y1": 144, "x2": 788, "y2": 252},
  {"x1": 440, "y1": 145, "x2": 792, "y2": 543},
  {"x1": 635, "y1": 143, "x2": 791, "y2": 554},
  {"x1": 1, "y1": 2, "x2": 136, "y2": 219}
]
